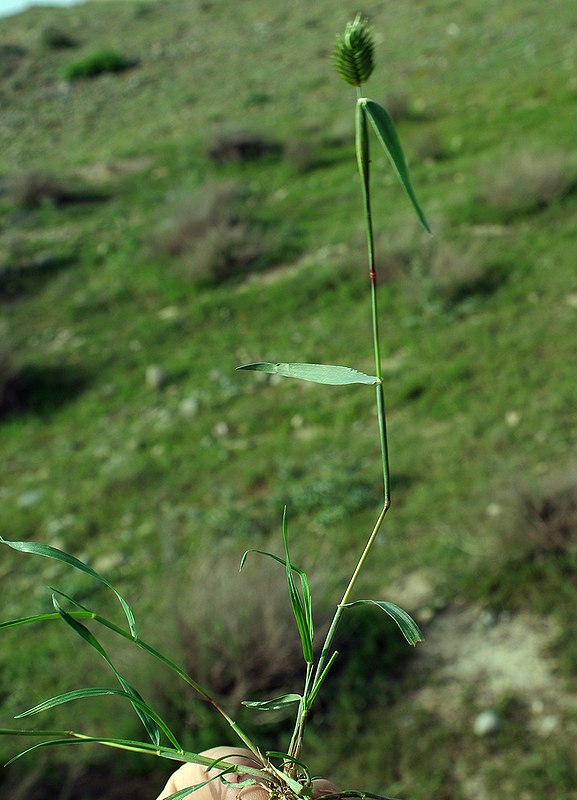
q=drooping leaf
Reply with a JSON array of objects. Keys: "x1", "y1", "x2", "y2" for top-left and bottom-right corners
[
  {"x1": 0, "y1": 537, "x2": 137, "y2": 636},
  {"x1": 16, "y1": 687, "x2": 181, "y2": 750},
  {"x1": 0, "y1": 729, "x2": 269, "y2": 783},
  {"x1": 342, "y1": 600, "x2": 424, "y2": 646},
  {"x1": 241, "y1": 694, "x2": 302, "y2": 712},
  {"x1": 52, "y1": 595, "x2": 161, "y2": 746},
  {"x1": 0, "y1": 610, "x2": 93, "y2": 631},
  {"x1": 237, "y1": 362, "x2": 377, "y2": 386},
  {"x1": 361, "y1": 99, "x2": 431, "y2": 233},
  {"x1": 0, "y1": 597, "x2": 231, "y2": 728},
  {"x1": 2, "y1": 733, "x2": 177, "y2": 767}
]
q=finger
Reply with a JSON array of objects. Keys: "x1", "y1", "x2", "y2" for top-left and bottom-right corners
[
  {"x1": 312, "y1": 779, "x2": 341, "y2": 798},
  {"x1": 155, "y1": 747, "x2": 263, "y2": 800},
  {"x1": 155, "y1": 748, "x2": 340, "y2": 800}
]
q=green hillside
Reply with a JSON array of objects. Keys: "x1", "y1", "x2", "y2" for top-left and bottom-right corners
[{"x1": 1, "y1": 0, "x2": 577, "y2": 797}]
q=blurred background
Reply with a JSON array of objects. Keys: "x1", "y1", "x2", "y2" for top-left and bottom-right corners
[{"x1": 1, "y1": 0, "x2": 577, "y2": 797}]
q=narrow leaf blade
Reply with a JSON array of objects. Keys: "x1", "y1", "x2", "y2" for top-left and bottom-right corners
[
  {"x1": 0, "y1": 611, "x2": 92, "y2": 631},
  {"x1": 241, "y1": 694, "x2": 302, "y2": 712},
  {"x1": 0, "y1": 537, "x2": 137, "y2": 636},
  {"x1": 52, "y1": 596, "x2": 162, "y2": 746},
  {"x1": 237, "y1": 363, "x2": 377, "y2": 386},
  {"x1": 283, "y1": 509, "x2": 313, "y2": 663},
  {"x1": 343, "y1": 600, "x2": 424, "y2": 646},
  {"x1": 16, "y1": 687, "x2": 181, "y2": 750},
  {"x1": 362, "y1": 99, "x2": 431, "y2": 233}
]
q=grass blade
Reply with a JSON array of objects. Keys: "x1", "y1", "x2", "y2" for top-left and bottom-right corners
[
  {"x1": 342, "y1": 600, "x2": 424, "y2": 646},
  {"x1": 52, "y1": 594, "x2": 161, "y2": 746},
  {"x1": 0, "y1": 611, "x2": 93, "y2": 631},
  {"x1": 1, "y1": 730, "x2": 270, "y2": 784},
  {"x1": 241, "y1": 519, "x2": 314, "y2": 665},
  {"x1": 16, "y1": 687, "x2": 181, "y2": 750},
  {"x1": 361, "y1": 99, "x2": 431, "y2": 233},
  {"x1": 0, "y1": 537, "x2": 137, "y2": 636},
  {"x1": 241, "y1": 694, "x2": 302, "y2": 712},
  {"x1": 282, "y1": 509, "x2": 314, "y2": 663},
  {"x1": 237, "y1": 362, "x2": 377, "y2": 386}
]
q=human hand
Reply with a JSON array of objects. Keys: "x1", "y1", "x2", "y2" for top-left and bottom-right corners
[{"x1": 156, "y1": 746, "x2": 340, "y2": 800}]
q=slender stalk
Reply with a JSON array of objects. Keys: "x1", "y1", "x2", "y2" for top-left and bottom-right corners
[
  {"x1": 1, "y1": 729, "x2": 270, "y2": 780},
  {"x1": 310, "y1": 93, "x2": 392, "y2": 689},
  {"x1": 288, "y1": 90, "x2": 393, "y2": 763},
  {"x1": 309, "y1": 503, "x2": 388, "y2": 697},
  {"x1": 356, "y1": 94, "x2": 391, "y2": 504},
  {"x1": 287, "y1": 662, "x2": 313, "y2": 770}
]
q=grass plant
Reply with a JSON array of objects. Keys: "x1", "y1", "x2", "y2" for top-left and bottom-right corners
[
  {"x1": 63, "y1": 49, "x2": 134, "y2": 80},
  {"x1": 1, "y1": 0, "x2": 577, "y2": 797},
  {"x1": 0, "y1": 15, "x2": 427, "y2": 800}
]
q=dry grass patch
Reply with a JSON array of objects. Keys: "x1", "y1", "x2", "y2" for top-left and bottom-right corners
[
  {"x1": 152, "y1": 180, "x2": 279, "y2": 285},
  {"x1": 207, "y1": 130, "x2": 282, "y2": 165},
  {"x1": 8, "y1": 170, "x2": 105, "y2": 209},
  {"x1": 476, "y1": 150, "x2": 577, "y2": 222}
]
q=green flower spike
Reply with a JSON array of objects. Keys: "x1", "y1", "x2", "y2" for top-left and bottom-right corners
[{"x1": 333, "y1": 14, "x2": 374, "y2": 88}]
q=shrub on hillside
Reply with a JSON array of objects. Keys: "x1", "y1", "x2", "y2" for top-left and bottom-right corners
[
  {"x1": 8, "y1": 171, "x2": 105, "y2": 209},
  {"x1": 63, "y1": 49, "x2": 133, "y2": 80},
  {"x1": 143, "y1": 546, "x2": 331, "y2": 748},
  {"x1": 152, "y1": 181, "x2": 271, "y2": 285},
  {"x1": 0, "y1": 44, "x2": 27, "y2": 79},
  {"x1": 8, "y1": 171, "x2": 74, "y2": 208},
  {"x1": 207, "y1": 130, "x2": 282, "y2": 165},
  {"x1": 41, "y1": 25, "x2": 79, "y2": 50},
  {"x1": 463, "y1": 150, "x2": 577, "y2": 224},
  {"x1": 0, "y1": 327, "x2": 20, "y2": 418},
  {"x1": 516, "y1": 478, "x2": 577, "y2": 557},
  {"x1": 488, "y1": 151, "x2": 576, "y2": 214},
  {"x1": 428, "y1": 240, "x2": 508, "y2": 307}
]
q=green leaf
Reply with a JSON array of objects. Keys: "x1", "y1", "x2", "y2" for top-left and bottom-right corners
[
  {"x1": 242, "y1": 694, "x2": 302, "y2": 712},
  {"x1": 237, "y1": 362, "x2": 377, "y2": 386},
  {"x1": 361, "y1": 99, "x2": 431, "y2": 233},
  {"x1": 282, "y1": 509, "x2": 314, "y2": 663},
  {"x1": 52, "y1": 595, "x2": 162, "y2": 746},
  {"x1": 16, "y1": 687, "x2": 181, "y2": 750},
  {"x1": 241, "y1": 519, "x2": 314, "y2": 664},
  {"x1": 342, "y1": 600, "x2": 424, "y2": 646},
  {"x1": 2, "y1": 733, "x2": 173, "y2": 767},
  {"x1": 0, "y1": 598, "x2": 228, "y2": 725},
  {"x1": 0, "y1": 537, "x2": 137, "y2": 636},
  {"x1": 0, "y1": 611, "x2": 93, "y2": 631}
]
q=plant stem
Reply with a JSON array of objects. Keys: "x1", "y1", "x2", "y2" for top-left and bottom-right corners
[
  {"x1": 286, "y1": 662, "x2": 313, "y2": 771},
  {"x1": 356, "y1": 93, "x2": 391, "y2": 503},
  {"x1": 288, "y1": 94, "x2": 392, "y2": 763}
]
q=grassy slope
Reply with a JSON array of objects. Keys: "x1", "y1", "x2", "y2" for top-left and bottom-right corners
[{"x1": 1, "y1": 0, "x2": 577, "y2": 797}]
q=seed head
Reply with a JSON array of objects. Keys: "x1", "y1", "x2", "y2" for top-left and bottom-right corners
[{"x1": 333, "y1": 14, "x2": 374, "y2": 88}]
